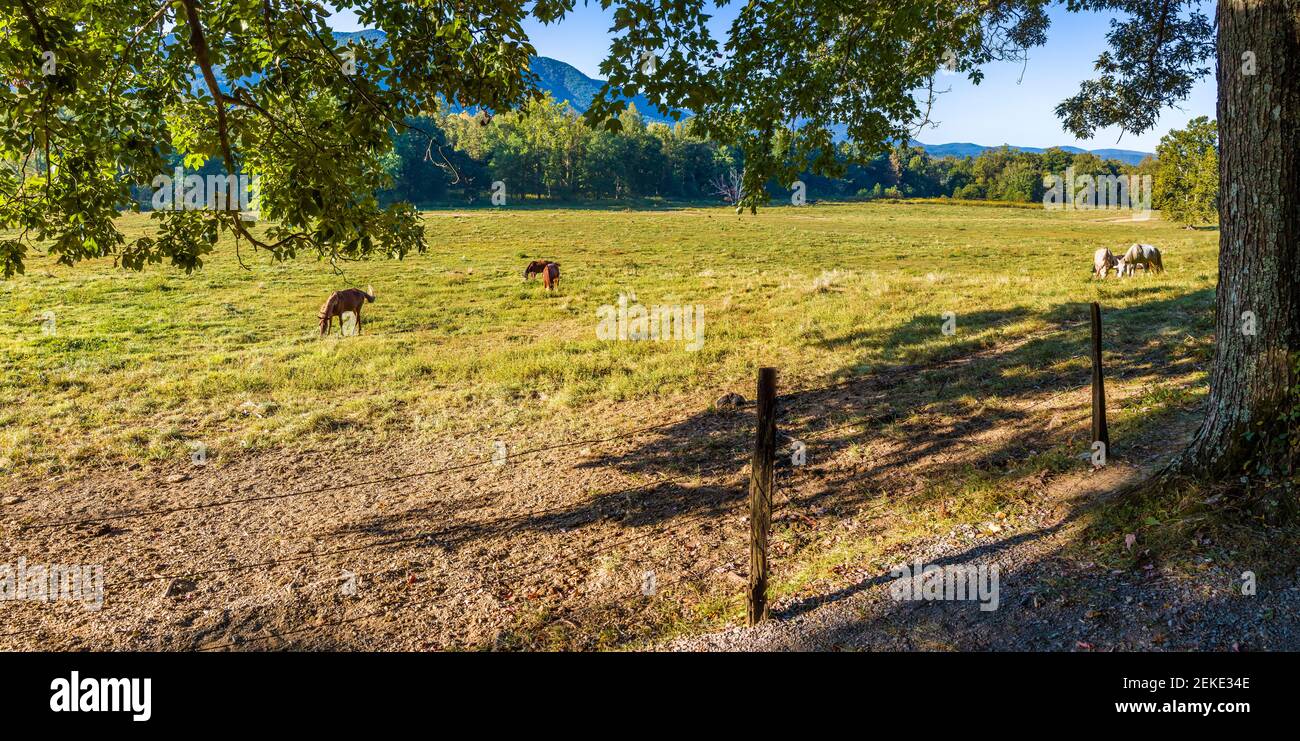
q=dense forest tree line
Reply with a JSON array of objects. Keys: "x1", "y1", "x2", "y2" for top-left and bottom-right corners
[
  {"x1": 129, "y1": 98, "x2": 1216, "y2": 224},
  {"x1": 373, "y1": 96, "x2": 1215, "y2": 221}
]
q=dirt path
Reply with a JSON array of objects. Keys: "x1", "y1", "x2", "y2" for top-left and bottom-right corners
[{"x1": 1, "y1": 398, "x2": 760, "y2": 650}]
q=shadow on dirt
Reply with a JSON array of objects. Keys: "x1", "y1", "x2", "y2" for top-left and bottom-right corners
[{"x1": 329, "y1": 289, "x2": 1212, "y2": 563}]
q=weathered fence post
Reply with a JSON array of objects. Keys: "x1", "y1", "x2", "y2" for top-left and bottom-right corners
[
  {"x1": 748, "y1": 367, "x2": 777, "y2": 626},
  {"x1": 1090, "y1": 302, "x2": 1110, "y2": 459}
]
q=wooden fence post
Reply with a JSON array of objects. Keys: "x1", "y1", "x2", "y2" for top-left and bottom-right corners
[
  {"x1": 1090, "y1": 302, "x2": 1110, "y2": 459},
  {"x1": 748, "y1": 367, "x2": 777, "y2": 626}
]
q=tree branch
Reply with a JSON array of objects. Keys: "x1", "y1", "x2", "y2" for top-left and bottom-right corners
[
  {"x1": 178, "y1": 0, "x2": 302, "y2": 254},
  {"x1": 110, "y1": 0, "x2": 175, "y2": 92}
]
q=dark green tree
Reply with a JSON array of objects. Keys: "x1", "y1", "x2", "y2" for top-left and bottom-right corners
[{"x1": 1153, "y1": 116, "x2": 1219, "y2": 227}]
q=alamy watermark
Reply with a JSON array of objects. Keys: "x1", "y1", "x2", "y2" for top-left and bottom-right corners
[
  {"x1": 1043, "y1": 167, "x2": 1152, "y2": 220},
  {"x1": 889, "y1": 559, "x2": 1000, "y2": 611},
  {"x1": 790, "y1": 439, "x2": 806, "y2": 466},
  {"x1": 150, "y1": 168, "x2": 258, "y2": 214},
  {"x1": 1, "y1": 557, "x2": 104, "y2": 611},
  {"x1": 50, "y1": 671, "x2": 151, "y2": 721},
  {"x1": 941, "y1": 311, "x2": 957, "y2": 336},
  {"x1": 1241, "y1": 310, "x2": 1257, "y2": 336},
  {"x1": 37, "y1": 310, "x2": 56, "y2": 335},
  {"x1": 639, "y1": 50, "x2": 658, "y2": 76},
  {"x1": 596, "y1": 292, "x2": 705, "y2": 351}
]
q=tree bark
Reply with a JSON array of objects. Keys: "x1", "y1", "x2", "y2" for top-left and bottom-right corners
[{"x1": 1177, "y1": 0, "x2": 1299, "y2": 477}]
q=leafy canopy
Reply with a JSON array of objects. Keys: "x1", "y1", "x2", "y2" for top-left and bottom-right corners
[{"x1": 0, "y1": 0, "x2": 1215, "y2": 276}]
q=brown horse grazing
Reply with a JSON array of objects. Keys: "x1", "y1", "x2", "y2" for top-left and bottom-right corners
[
  {"x1": 541, "y1": 262, "x2": 560, "y2": 291},
  {"x1": 523, "y1": 260, "x2": 550, "y2": 279},
  {"x1": 319, "y1": 287, "x2": 374, "y2": 336},
  {"x1": 524, "y1": 260, "x2": 560, "y2": 290}
]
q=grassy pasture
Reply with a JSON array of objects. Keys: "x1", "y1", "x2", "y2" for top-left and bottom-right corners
[{"x1": 1, "y1": 201, "x2": 1217, "y2": 481}]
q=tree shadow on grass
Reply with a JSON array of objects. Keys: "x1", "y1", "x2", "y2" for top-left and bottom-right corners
[
  {"x1": 769, "y1": 390, "x2": 1202, "y2": 620},
  {"x1": 321, "y1": 289, "x2": 1213, "y2": 572}
]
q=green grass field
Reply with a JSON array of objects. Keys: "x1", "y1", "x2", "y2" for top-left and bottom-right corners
[{"x1": 1, "y1": 201, "x2": 1218, "y2": 481}]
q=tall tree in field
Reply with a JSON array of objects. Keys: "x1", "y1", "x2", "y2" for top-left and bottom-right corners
[
  {"x1": 1180, "y1": 1, "x2": 1297, "y2": 480},
  {"x1": 1154, "y1": 116, "x2": 1219, "y2": 227},
  {"x1": 1, "y1": 1, "x2": 1295, "y2": 482}
]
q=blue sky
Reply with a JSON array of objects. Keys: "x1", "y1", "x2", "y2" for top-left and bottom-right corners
[{"x1": 330, "y1": 2, "x2": 1215, "y2": 153}]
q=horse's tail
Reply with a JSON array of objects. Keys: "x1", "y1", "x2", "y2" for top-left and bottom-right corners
[
  {"x1": 1153, "y1": 251, "x2": 1164, "y2": 273},
  {"x1": 363, "y1": 285, "x2": 375, "y2": 303}
]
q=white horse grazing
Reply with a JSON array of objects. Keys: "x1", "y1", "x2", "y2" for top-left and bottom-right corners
[
  {"x1": 1092, "y1": 247, "x2": 1119, "y2": 278},
  {"x1": 1117, "y1": 243, "x2": 1164, "y2": 276}
]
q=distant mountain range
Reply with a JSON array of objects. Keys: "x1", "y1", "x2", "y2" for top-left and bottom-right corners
[
  {"x1": 909, "y1": 140, "x2": 1152, "y2": 164},
  {"x1": 332, "y1": 30, "x2": 678, "y2": 125},
  {"x1": 518, "y1": 54, "x2": 1155, "y2": 163},
  {"x1": 307, "y1": 32, "x2": 1156, "y2": 163},
  {"x1": 527, "y1": 56, "x2": 679, "y2": 124}
]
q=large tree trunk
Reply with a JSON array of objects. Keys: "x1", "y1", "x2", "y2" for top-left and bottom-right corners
[{"x1": 1178, "y1": 0, "x2": 1300, "y2": 477}]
